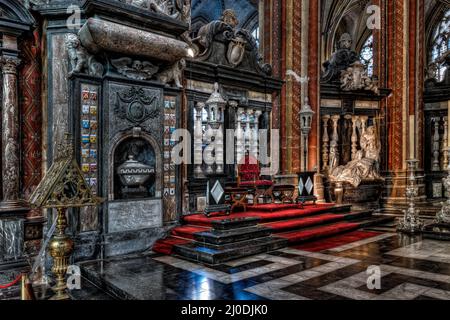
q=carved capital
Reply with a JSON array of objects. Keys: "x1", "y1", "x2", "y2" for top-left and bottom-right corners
[{"x1": 0, "y1": 56, "x2": 21, "y2": 75}]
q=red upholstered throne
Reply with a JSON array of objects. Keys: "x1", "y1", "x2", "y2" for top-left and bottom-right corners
[{"x1": 237, "y1": 154, "x2": 274, "y2": 204}]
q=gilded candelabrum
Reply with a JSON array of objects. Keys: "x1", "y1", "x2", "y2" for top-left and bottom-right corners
[
  {"x1": 29, "y1": 134, "x2": 102, "y2": 300},
  {"x1": 48, "y1": 208, "x2": 74, "y2": 300},
  {"x1": 398, "y1": 159, "x2": 423, "y2": 234},
  {"x1": 436, "y1": 148, "x2": 450, "y2": 224}
]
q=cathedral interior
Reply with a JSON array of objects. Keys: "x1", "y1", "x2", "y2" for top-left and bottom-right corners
[{"x1": 0, "y1": 0, "x2": 450, "y2": 302}]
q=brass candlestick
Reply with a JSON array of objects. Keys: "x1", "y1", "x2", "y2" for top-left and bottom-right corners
[
  {"x1": 49, "y1": 208, "x2": 74, "y2": 300},
  {"x1": 398, "y1": 159, "x2": 423, "y2": 234}
]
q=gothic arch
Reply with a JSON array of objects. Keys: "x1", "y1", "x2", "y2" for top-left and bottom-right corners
[
  {"x1": 108, "y1": 132, "x2": 163, "y2": 201},
  {"x1": 321, "y1": 0, "x2": 373, "y2": 63}
]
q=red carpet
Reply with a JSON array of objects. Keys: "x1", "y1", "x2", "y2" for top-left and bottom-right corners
[
  {"x1": 292, "y1": 230, "x2": 382, "y2": 252},
  {"x1": 153, "y1": 236, "x2": 192, "y2": 255},
  {"x1": 152, "y1": 202, "x2": 377, "y2": 258},
  {"x1": 183, "y1": 203, "x2": 336, "y2": 227},
  {"x1": 277, "y1": 222, "x2": 360, "y2": 243},
  {"x1": 171, "y1": 225, "x2": 210, "y2": 239}
]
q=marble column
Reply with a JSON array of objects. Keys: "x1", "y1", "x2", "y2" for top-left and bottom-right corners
[
  {"x1": 351, "y1": 116, "x2": 360, "y2": 160},
  {"x1": 0, "y1": 56, "x2": 27, "y2": 212},
  {"x1": 360, "y1": 116, "x2": 368, "y2": 134},
  {"x1": 194, "y1": 102, "x2": 205, "y2": 177},
  {"x1": 432, "y1": 118, "x2": 441, "y2": 172},
  {"x1": 329, "y1": 115, "x2": 340, "y2": 171},
  {"x1": 216, "y1": 124, "x2": 224, "y2": 174},
  {"x1": 236, "y1": 108, "x2": 245, "y2": 165},
  {"x1": 443, "y1": 117, "x2": 449, "y2": 170},
  {"x1": 321, "y1": 115, "x2": 330, "y2": 172},
  {"x1": 251, "y1": 110, "x2": 262, "y2": 159}
]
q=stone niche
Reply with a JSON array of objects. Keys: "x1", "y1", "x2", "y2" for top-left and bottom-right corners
[{"x1": 108, "y1": 133, "x2": 163, "y2": 235}]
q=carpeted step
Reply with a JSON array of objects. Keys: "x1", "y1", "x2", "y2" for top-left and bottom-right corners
[
  {"x1": 292, "y1": 230, "x2": 383, "y2": 252},
  {"x1": 194, "y1": 226, "x2": 272, "y2": 245},
  {"x1": 171, "y1": 225, "x2": 211, "y2": 240},
  {"x1": 248, "y1": 203, "x2": 310, "y2": 212},
  {"x1": 153, "y1": 236, "x2": 192, "y2": 255},
  {"x1": 263, "y1": 210, "x2": 372, "y2": 233},
  {"x1": 182, "y1": 204, "x2": 352, "y2": 227},
  {"x1": 277, "y1": 216, "x2": 394, "y2": 244},
  {"x1": 277, "y1": 222, "x2": 361, "y2": 244}
]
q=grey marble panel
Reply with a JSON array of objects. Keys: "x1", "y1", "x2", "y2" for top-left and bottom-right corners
[
  {"x1": 108, "y1": 199, "x2": 163, "y2": 233},
  {"x1": 0, "y1": 219, "x2": 24, "y2": 262},
  {"x1": 50, "y1": 33, "x2": 70, "y2": 161}
]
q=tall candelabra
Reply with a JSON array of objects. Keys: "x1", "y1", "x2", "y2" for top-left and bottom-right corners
[
  {"x1": 436, "y1": 148, "x2": 450, "y2": 224},
  {"x1": 398, "y1": 159, "x2": 423, "y2": 234}
]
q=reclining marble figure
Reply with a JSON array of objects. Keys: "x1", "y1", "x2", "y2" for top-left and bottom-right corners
[{"x1": 329, "y1": 126, "x2": 382, "y2": 187}]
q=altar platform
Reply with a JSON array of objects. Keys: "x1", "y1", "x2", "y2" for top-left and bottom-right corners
[{"x1": 153, "y1": 203, "x2": 393, "y2": 265}]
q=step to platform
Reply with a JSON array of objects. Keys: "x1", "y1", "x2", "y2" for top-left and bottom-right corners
[
  {"x1": 277, "y1": 216, "x2": 394, "y2": 244},
  {"x1": 172, "y1": 236, "x2": 288, "y2": 265},
  {"x1": 194, "y1": 226, "x2": 272, "y2": 245},
  {"x1": 263, "y1": 210, "x2": 372, "y2": 233},
  {"x1": 153, "y1": 203, "x2": 392, "y2": 265}
]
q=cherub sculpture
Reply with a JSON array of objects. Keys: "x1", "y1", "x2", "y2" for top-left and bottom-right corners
[{"x1": 66, "y1": 33, "x2": 103, "y2": 77}]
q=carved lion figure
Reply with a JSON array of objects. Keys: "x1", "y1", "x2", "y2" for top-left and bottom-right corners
[{"x1": 157, "y1": 59, "x2": 186, "y2": 88}]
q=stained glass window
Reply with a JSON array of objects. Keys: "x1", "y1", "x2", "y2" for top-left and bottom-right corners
[
  {"x1": 360, "y1": 35, "x2": 374, "y2": 77},
  {"x1": 430, "y1": 9, "x2": 450, "y2": 81}
]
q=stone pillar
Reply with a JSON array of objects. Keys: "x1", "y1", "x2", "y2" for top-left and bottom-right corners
[
  {"x1": 351, "y1": 116, "x2": 360, "y2": 160},
  {"x1": 321, "y1": 115, "x2": 330, "y2": 172},
  {"x1": 432, "y1": 118, "x2": 441, "y2": 172},
  {"x1": 329, "y1": 115, "x2": 340, "y2": 171},
  {"x1": 360, "y1": 116, "x2": 368, "y2": 135},
  {"x1": 0, "y1": 56, "x2": 27, "y2": 212},
  {"x1": 194, "y1": 102, "x2": 204, "y2": 177},
  {"x1": 443, "y1": 117, "x2": 449, "y2": 170},
  {"x1": 216, "y1": 124, "x2": 224, "y2": 174},
  {"x1": 251, "y1": 110, "x2": 262, "y2": 158},
  {"x1": 236, "y1": 108, "x2": 245, "y2": 165},
  {"x1": 245, "y1": 113, "x2": 251, "y2": 153}
]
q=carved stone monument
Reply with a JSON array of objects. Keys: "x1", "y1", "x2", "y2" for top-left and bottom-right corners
[{"x1": 329, "y1": 126, "x2": 384, "y2": 209}]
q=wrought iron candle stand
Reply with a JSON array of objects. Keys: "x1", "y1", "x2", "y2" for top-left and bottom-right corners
[
  {"x1": 29, "y1": 134, "x2": 102, "y2": 300},
  {"x1": 398, "y1": 159, "x2": 423, "y2": 234}
]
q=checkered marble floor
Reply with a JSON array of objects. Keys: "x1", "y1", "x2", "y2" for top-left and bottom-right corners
[{"x1": 72, "y1": 229, "x2": 450, "y2": 300}]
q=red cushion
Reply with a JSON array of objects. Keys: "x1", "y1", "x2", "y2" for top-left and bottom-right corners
[{"x1": 240, "y1": 180, "x2": 274, "y2": 187}]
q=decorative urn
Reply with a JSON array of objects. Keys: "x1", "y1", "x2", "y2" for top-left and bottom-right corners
[{"x1": 117, "y1": 155, "x2": 155, "y2": 189}]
